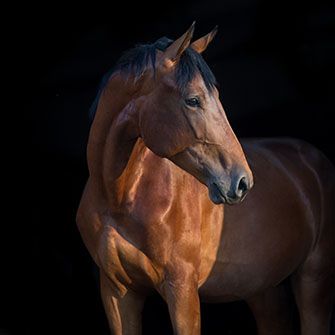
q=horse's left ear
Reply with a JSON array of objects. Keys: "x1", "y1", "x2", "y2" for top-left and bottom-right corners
[
  {"x1": 190, "y1": 26, "x2": 218, "y2": 54},
  {"x1": 161, "y1": 21, "x2": 195, "y2": 68}
]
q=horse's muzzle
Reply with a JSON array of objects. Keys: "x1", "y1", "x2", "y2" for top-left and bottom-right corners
[{"x1": 208, "y1": 173, "x2": 253, "y2": 205}]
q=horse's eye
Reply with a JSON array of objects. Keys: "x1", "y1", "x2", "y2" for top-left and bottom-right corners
[{"x1": 185, "y1": 97, "x2": 201, "y2": 108}]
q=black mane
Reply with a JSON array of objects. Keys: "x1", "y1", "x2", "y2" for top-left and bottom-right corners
[{"x1": 89, "y1": 37, "x2": 216, "y2": 120}]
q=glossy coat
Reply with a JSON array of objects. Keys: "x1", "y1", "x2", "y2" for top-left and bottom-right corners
[{"x1": 77, "y1": 25, "x2": 335, "y2": 334}]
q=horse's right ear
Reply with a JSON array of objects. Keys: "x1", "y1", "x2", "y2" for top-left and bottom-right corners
[
  {"x1": 190, "y1": 25, "x2": 218, "y2": 53},
  {"x1": 160, "y1": 22, "x2": 195, "y2": 69}
]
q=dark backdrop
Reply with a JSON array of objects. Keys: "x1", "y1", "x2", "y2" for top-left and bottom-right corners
[{"x1": 7, "y1": 0, "x2": 335, "y2": 334}]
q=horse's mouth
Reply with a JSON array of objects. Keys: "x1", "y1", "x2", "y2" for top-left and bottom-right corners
[
  {"x1": 209, "y1": 182, "x2": 247, "y2": 205},
  {"x1": 208, "y1": 182, "x2": 228, "y2": 204}
]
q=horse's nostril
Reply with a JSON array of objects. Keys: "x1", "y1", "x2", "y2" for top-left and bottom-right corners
[{"x1": 237, "y1": 176, "x2": 248, "y2": 195}]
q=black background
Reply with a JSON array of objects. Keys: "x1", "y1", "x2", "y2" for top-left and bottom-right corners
[{"x1": 5, "y1": 0, "x2": 335, "y2": 334}]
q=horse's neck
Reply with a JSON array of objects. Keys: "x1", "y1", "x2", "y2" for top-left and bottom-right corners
[
  {"x1": 87, "y1": 74, "x2": 141, "y2": 206},
  {"x1": 112, "y1": 139, "x2": 153, "y2": 205}
]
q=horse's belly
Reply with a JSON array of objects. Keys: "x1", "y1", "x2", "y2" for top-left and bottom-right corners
[
  {"x1": 199, "y1": 198, "x2": 312, "y2": 302},
  {"x1": 199, "y1": 230, "x2": 311, "y2": 303},
  {"x1": 198, "y1": 238, "x2": 309, "y2": 303},
  {"x1": 199, "y1": 259, "x2": 290, "y2": 303}
]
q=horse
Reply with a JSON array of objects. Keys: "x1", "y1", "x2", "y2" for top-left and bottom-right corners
[{"x1": 77, "y1": 23, "x2": 335, "y2": 335}]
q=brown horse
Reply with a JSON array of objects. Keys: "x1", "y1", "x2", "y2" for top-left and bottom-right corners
[{"x1": 77, "y1": 23, "x2": 335, "y2": 335}]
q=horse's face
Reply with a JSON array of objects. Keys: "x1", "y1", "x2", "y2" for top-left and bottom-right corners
[{"x1": 139, "y1": 24, "x2": 253, "y2": 204}]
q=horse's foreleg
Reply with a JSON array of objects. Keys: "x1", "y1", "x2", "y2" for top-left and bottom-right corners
[
  {"x1": 100, "y1": 272, "x2": 146, "y2": 335},
  {"x1": 291, "y1": 266, "x2": 335, "y2": 335},
  {"x1": 246, "y1": 283, "x2": 295, "y2": 335},
  {"x1": 162, "y1": 266, "x2": 201, "y2": 335}
]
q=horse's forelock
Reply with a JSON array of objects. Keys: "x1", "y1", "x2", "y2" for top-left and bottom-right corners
[{"x1": 89, "y1": 37, "x2": 217, "y2": 121}]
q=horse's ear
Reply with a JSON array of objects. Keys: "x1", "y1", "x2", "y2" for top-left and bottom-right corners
[
  {"x1": 161, "y1": 21, "x2": 195, "y2": 68},
  {"x1": 190, "y1": 25, "x2": 218, "y2": 54}
]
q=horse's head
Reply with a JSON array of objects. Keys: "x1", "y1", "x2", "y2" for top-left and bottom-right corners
[{"x1": 138, "y1": 23, "x2": 253, "y2": 204}]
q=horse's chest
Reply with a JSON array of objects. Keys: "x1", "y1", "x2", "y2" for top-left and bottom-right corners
[{"x1": 97, "y1": 201, "x2": 210, "y2": 297}]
